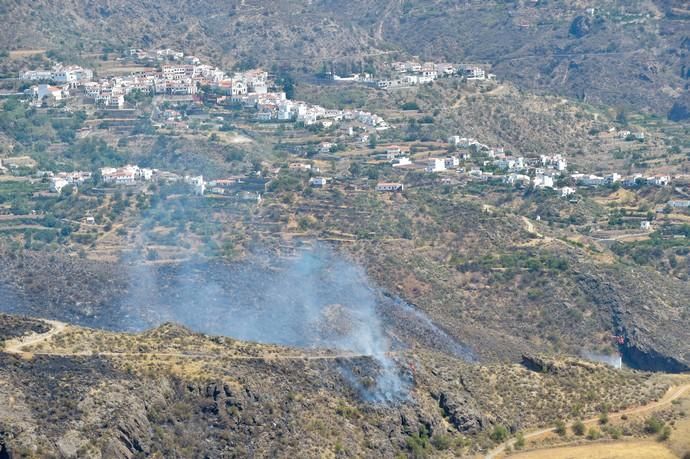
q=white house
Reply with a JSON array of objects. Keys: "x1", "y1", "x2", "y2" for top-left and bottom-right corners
[
  {"x1": 503, "y1": 173, "x2": 531, "y2": 186},
  {"x1": 533, "y1": 174, "x2": 554, "y2": 189},
  {"x1": 288, "y1": 163, "x2": 312, "y2": 172},
  {"x1": 640, "y1": 221, "x2": 652, "y2": 230},
  {"x1": 309, "y1": 177, "x2": 328, "y2": 187},
  {"x1": 385, "y1": 145, "x2": 402, "y2": 157},
  {"x1": 51, "y1": 65, "x2": 93, "y2": 85},
  {"x1": 185, "y1": 175, "x2": 205, "y2": 195},
  {"x1": 463, "y1": 66, "x2": 486, "y2": 80},
  {"x1": 393, "y1": 157, "x2": 411, "y2": 167},
  {"x1": 622, "y1": 174, "x2": 644, "y2": 188},
  {"x1": 605, "y1": 173, "x2": 622, "y2": 184},
  {"x1": 448, "y1": 136, "x2": 477, "y2": 148},
  {"x1": 444, "y1": 156, "x2": 460, "y2": 168},
  {"x1": 50, "y1": 177, "x2": 70, "y2": 194},
  {"x1": 495, "y1": 157, "x2": 524, "y2": 171},
  {"x1": 34, "y1": 84, "x2": 65, "y2": 104},
  {"x1": 560, "y1": 187, "x2": 576, "y2": 198},
  {"x1": 647, "y1": 176, "x2": 670, "y2": 187},
  {"x1": 427, "y1": 158, "x2": 446, "y2": 172},
  {"x1": 573, "y1": 174, "x2": 605, "y2": 187},
  {"x1": 22, "y1": 70, "x2": 53, "y2": 81},
  {"x1": 101, "y1": 165, "x2": 140, "y2": 185}
]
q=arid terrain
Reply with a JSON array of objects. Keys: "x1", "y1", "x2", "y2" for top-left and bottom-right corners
[{"x1": 1, "y1": 0, "x2": 689, "y2": 457}]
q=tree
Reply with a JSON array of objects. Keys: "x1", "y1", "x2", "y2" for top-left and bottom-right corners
[
  {"x1": 348, "y1": 162, "x2": 361, "y2": 177},
  {"x1": 599, "y1": 411, "x2": 609, "y2": 425},
  {"x1": 368, "y1": 134, "x2": 377, "y2": 149},
  {"x1": 572, "y1": 420, "x2": 586, "y2": 436},
  {"x1": 366, "y1": 168, "x2": 379, "y2": 180},
  {"x1": 616, "y1": 108, "x2": 628, "y2": 126},
  {"x1": 554, "y1": 420, "x2": 567, "y2": 436},
  {"x1": 489, "y1": 425, "x2": 509, "y2": 443}
]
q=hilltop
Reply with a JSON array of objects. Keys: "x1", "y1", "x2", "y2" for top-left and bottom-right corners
[{"x1": 0, "y1": 315, "x2": 674, "y2": 457}]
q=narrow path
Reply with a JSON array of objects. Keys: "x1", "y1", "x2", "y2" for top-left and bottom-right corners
[
  {"x1": 375, "y1": 0, "x2": 401, "y2": 41},
  {"x1": 485, "y1": 383, "x2": 690, "y2": 459},
  {"x1": 2, "y1": 319, "x2": 370, "y2": 361},
  {"x1": 3, "y1": 320, "x2": 67, "y2": 355}
]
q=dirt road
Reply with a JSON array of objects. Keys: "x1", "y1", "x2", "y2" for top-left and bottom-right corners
[
  {"x1": 485, "y1": 382, "x2": 690, "y2": 459},
  {"x1": 3, "y1": 320, "x2": 67, "y2": 355},
  {"x1": 2, "y1": 319, "x2": 369, "y2": 362}
]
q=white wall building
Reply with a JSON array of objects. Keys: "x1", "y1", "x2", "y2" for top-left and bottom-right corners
[{"x1": 427, "y1": 158, "x2": 446, "y2": 172}]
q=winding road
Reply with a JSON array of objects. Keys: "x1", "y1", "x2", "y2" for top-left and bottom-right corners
[
  {"x1": 3, "y1": 320, "x2": 67, "y2": 355},
  {"x1": 485, "y1": 382, "x2": 690, "y2": 459}
]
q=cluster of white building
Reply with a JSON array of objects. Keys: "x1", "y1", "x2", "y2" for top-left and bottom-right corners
[
  {"x1": 219, "y1": 86, "x2": 389, "y2": 130},
  {"x1": 99, "y1": 165, "x2": 153, "y2": 185},
  {"x1": 22, "y1": 65, "x2": 94, "y2": 106},
  {"x1": 45, "y1": 171, "x2": 92, "y2": 194},
  {"x1": 19, "y1": 50, "x2": 391, "y2": 132},
  {"x1": 571, "y1": 172, "x2": 670, "y2": 188},
  {"x1": 80, "y1": 61, "x2": 239, "y2": 108},
  {"x1": 446, "y1": 134, "x2": 576, "y2": 194},
  {"x1": 376, "y1": 62, "x2": 495, "y2": 89},
  {"x1": 22, "y1": 51, "x2": 235, "y2": 108},
  {"x1": 22, "y1": 65, "x2": 93, "y2": 85},
  {"x1": 128, "y1": 48, "x2": 191, "y2": 63},
  {"x1": 41, "y1": 162, "x2": 208, "y2": 197},
  {"x1": 100, "y1": 164, "x2": 206, "y2": 195}
]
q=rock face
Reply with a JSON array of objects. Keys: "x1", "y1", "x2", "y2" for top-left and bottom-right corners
[
  {"x1": 576, "y1": 269, "x2": 690, "y2": 373},
  {"x1": 0, "y1": 434, "x2": 11, "y2": 459},
  {"x1": 436, "y1": 391, "x2": 486, "y2": 434},
  {"x1": 621, "y1": 342, "x2": 690, "y2": 373}
]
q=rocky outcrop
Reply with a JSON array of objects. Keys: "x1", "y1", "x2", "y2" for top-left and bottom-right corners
[
  {"x1": 434, "y1": 391, "x2": 486, "y2": 434},
  {"x1": 621, "y1": 342, "x2": 690, "y2": 373}
]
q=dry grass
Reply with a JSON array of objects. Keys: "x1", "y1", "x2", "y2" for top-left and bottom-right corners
[
  {"x1": 8, "y1": 49, "x2": 46, "y2": 58},
  {"x1": 508, "y1": 441, "x2": 676, "y2": 459},
  {"x1": 19, "y1": 323, "x2": 350, "y2": 379}
]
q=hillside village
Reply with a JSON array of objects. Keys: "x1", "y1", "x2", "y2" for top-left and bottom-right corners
[
  {"x1": 2, "y1": 3, "x2": 690, "y2": 458},
  {"x1": 2, "y1": 49, "x2": 688, "y2": 217},
  {"x1": 0, "y1": 46, "x2": 688, "y2": 262}
]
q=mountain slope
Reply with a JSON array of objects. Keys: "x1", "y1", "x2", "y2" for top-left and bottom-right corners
[{"x1": 1, "y1": 0, "x2": 688, "y2": 116}]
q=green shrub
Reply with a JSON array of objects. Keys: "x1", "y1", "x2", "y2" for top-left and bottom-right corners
[
  {"x1": 430, "y1": 434, "x2": 451, "y2": 450},
  {"x1": 401, "y1": 102, "x2": 420, "y2": 111},
  {"x1": 645, "y1": 417, "x2": 664, "y2": 434},
  {"x1": 406, "y1": 428, "x2": 430, "y2": 459},
  {"x1": 489, "y1": 425, "x2": 509, "y2": 443},
  {"x1": 554, "y1": 420, "x2": 567, "y2": 436},
  {"x1": 599, "y1": 411, "x2": 609, "y2": 425},
  {"x1": 514, "y1": 432, "x2": 525, "y2": 450},
  {"x1": 587, "y1": 427, "x2": 601, "y2": 440},
  {"x1": 572, "y1": 420, "x2": 586, "y2": 436}
]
